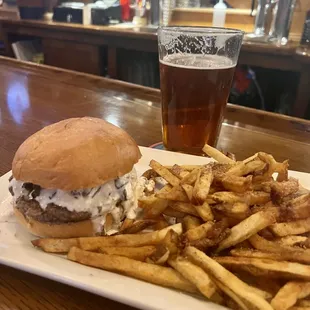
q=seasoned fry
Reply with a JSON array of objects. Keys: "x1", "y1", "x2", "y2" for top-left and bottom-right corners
[
  {"x1": 163, "y1": 229, "x2": 180, "y2": 255},
  {"x1": 249, "y1": 234, "x2": 310, "y2": 264},
  {"x1": 185, "y1": 247, "x2": 274, "y2": 310},
  {"x1": 231, "y1": 248, "x2": 286, "y2": 261},
  {"x1": 156, "y1": 185, "x2": 189, "y2": 202},
  {"x1": 32, "y1": 224, "x2": 182, "y2": 253},
  {"x1": 143, "y1": 197, "x2": 169, "y2": 219},
  {"x1": 214, "y1": 256, "x2": 310, "y2": 280},
  {"x1": 150, "y1": 160, "x2": 180, "y2": 186},
  {"x1": 271, "y1": 281, "x2": 310, "y2": 310},
  {"x1": 169, "y1": 202, "x2": 199, "y2": 217},
  {"x1": 212, "y1": 202, "x2": 249, "y2": 220},
  {"x1": 221, "y1": 175, "x2": 252, "y2": 193},
  {"x1": 217, "y1": 210, "x2": 277, "y2": 252},
  {"x1": 119, "y1": 218, "x2": 135, "y2": 232},
  {"x1": 184, "y1": 221, "x2": 214, "y2": 242},
  {"x1": 276, "y1": 159, "x2": 289, "y2": 182},
  {"x1": 168, "y1": 256, "x2": 222, "y2": 302},
  {"x1": 275, "y1": 235, "x2": 307, "y2": 247},
  {"x1": 98, "y1": 246, "x2": 156, "y2": 261},
  {"x1": 120, "y1": 220, "x2": 157, "y2": 234},
  {"x1": 283, "y1": 193, "x2": 310, "y2": 221},
  {"x1": 149, "y1": 244, "x2": 170, "y2": 265},
  {"x1": 104, "y1": 213, "x2": 113, "y2": 232},
  {"x1": 270, "y1": 217, "x2": 310, "y2": 237},
  {"x1": 298, "y1": 300, "x2": 310, "y2": 307},
  {"x1": 163, "y1": 207, "x2": 186, "y2": 218},
  {"x1": 68, "y1": 247, "x2": 197, "y2": 293},
  {"x1": 202, "y1": 144, "x2": 235, "y2": 164},
  {"x1": 170, "y1": 164, "x2": 190, "y2": 179},
  {"x1": 181, "y1": 184, "x2": 193, "y2": 201},
  {"x1": 182, "y1": 215, "x2": 201, "y2": 231},
  {"x1": 270, "y1": 177, "x2": 299, "y2": 202},
  {"x1": 180, "y1": 168, "x2": 200, "y2": 185},
  {"x1": 192, "y1": 165, "x2": 213, "y2": 204},
  {"x1": 194, "y1": 201, "x2": 214, "y2": 221}
]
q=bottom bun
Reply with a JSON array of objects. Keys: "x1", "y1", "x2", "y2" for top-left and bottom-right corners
[{"x1": 14, "y1": 207, "x2": 98, "y2": 238}]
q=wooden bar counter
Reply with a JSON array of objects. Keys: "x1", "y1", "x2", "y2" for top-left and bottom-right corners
[
  {"x1": 1, "y1": 19, "x2": 310, "y2": 118},
  {"x1": 1, "y1": 56, "x2": 310, "y2": 309}
]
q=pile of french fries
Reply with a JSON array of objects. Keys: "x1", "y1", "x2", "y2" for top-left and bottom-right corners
[{"x1": 32, "y1": 144, "x2": 310, "y2": 310}]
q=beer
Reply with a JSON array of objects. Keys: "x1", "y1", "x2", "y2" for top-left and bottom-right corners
[{"x1": 160, "y1": 54, "x2": 235, "y2": 154}]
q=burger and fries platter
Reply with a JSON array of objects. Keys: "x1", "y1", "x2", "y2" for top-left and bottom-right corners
[{"x1": 2, "y1": 118, "x2": 310, "y2": 310}]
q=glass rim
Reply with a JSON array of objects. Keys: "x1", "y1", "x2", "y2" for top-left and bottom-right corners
[{"x1": 158, "y1": 26, "x2": 244, "y2": 36}]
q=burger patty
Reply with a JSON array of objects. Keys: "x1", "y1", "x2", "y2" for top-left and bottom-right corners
[{"x1": 15, "y1": 197, "x2": 91, "y2": 224}]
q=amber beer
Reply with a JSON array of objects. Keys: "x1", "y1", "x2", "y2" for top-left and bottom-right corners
[{"x1": 160, "y1": 54, "x2": 235, "y2": 154}]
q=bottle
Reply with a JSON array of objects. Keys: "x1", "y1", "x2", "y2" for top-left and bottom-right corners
[{"x1": 212, "y1": 0, "x2": 227, "y2": 28}]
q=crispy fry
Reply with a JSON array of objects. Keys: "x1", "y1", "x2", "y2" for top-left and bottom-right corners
[
  {"x1": 194, "y1": 201, "x2": 214, "y2": 221},
  {"x1": 217, "y1": 210, "x2": 277, "y2": 252},
  {"x1": 181, "y1": 184, "x2": 193, "y2": 201},
  {"x1": 221, "y1": 175, "x2": 252, "y2": 193},
  {"x1": 163, "y1": 207, "x2": 186, "y2": 218},
  {"x1": 163, "y1": 229, "x2": 180, "y2": 255},
  {"x1": 185, "y1": 247, "x2": 274, "y2": 310},
  {"x1": 119, "y1": 218, "x2": 135, "y2": 232},
  {"x1": 270, "y1": 217, "x2": 310, "y2": 237},
  {"x1": 156, "y1": 185, "x2": 189, "y2": 202},
  {"x1": 192, "y1": 165, "x2": 213, "y2": 204},
  {"x1": 68, "y1": 247, "x2": 197, "y2": 293},
  {"x1": 231, "y1": 248, "x2": 292, "y2": 261},
  {"x1": 168, "y1": 256, "x2": 222, "y2": 302},
  {"x1": 170, "y1": 164, "x2": 190, "y2": 179},
  {"x1": 212, "y1": 202, "x2": 249, "y2": 220},
  {"x1": 151, "y1": 215, "x2": 169, "y2": 230},
  {"x1": 214, "y1": 256, "x2": 310, "y2": 281},
  {"x1": 143, "y1": 197, "x2": 169, "y2": 219},
  {"x1": 276, "y1": 160, "x2": 289, "y2": 182},
  {"x1": 249, "y1": 234, "x2": 310, "y2": 264},
  {"x1": 150, "y1": 160, "x2": 180, "y2": 187},
  {"x1": 169, "y1": 202, "x2": 199, "y2": 217},
  {"x1": 275, "y1": 235, "x2": 308, "y2": 247},
  {"x1": 271, "y1": 281, "x2": 310, "y2": 310},
  {"x1": 270, "y1": 178, "x2": 299, "y2": 202},
  {"x1": 202, "y1": 144, "x2": 235, "y2": 164},
  {"x1": 282, "y1": 193, "x2": 310, "y2": 221},
  {"x1": 298, "y1": 300, "x2": 310, "y2": 307},
  {"x1": 149, "y1": 244, "x2": 170, "y2": 265},
  {"x1": 98, "y1": 246, "x2": 156, "y2": 261},
  {"x1": 184, "y1": 221, "x2": 214, "y2": 242},
  {"x1": 180, "y1": 168, "x2": 200, "y2": 185},
  {"x1": 182, "y1": 215, "x2": 201, "y2": 231},
  {"x1": 120, "y1": 220, "x2": 157, "y2": 234},
  {"x1": 104, "y1": 213, "x2": 113, "y2": 232},
  {"x1": 32, "y1": 224, "x2": 182, "y2": 253}
]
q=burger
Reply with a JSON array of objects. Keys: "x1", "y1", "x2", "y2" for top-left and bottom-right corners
[{"x1": 9, "y1": 117, "x2": 142, "y2": 238}]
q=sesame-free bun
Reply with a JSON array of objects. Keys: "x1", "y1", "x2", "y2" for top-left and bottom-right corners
[
  {"x1": 14, "y1": 207, "x2": 97, "y2": 238},
  {"x1": 12, "y1": 117, "x2": 141, "y2": 190}
]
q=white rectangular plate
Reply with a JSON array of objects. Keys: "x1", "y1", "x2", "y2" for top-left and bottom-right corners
[{"x1": 0, "y1": 147, "x2": 309, "y2": 310}]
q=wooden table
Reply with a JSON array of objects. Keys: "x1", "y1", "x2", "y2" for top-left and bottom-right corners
[
  {"x1": 1, "y1": 19, "x2": 310, "y2": 118},
  {"x1": 1, "y1": 56, "x2": 310, "y2": 309}
]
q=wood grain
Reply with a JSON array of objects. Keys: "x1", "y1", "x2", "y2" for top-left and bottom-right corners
[{"x1": 0, "y1": 56, "x2": 310, "y2": 309}]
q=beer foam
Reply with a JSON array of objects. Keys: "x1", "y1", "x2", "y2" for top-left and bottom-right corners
[{"x1": 160, "y1": 54, "x2": 235, "y2": 70}]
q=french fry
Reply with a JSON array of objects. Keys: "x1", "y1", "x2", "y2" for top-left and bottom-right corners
[
  {"x1": 142, "y1": 169, "x2": 159, "y2": 179},
  {"x1": 156, "y1": 185, "x2": 189, "y2": 202},
  {"x1": 168, "y1": 256, "x2": 222, "y2": 302},
  {"x1": 194, "y1": 201, "x2": 214, "y2": 221},
  {"x1": 214, "y1": 256, "x2": 310, "y2": 281},
  {"x1": 170, "y1": 164, "x2": 190, "y2": 179},
  {"x1": 181, "y1": 184, "x2": 193, "y2": 201},
  {"x1": 119, "y1": 218, "x2": 135, "y2": 232},
  {"x1": 150, "y1": 160, "x2": 180, "y2": 187},
  {"x1": 298, "y1": 300, "x2": 310, "y2": 307},
  {"x1": 185, "y1": 247, "x2": 274, "y2": 310},
  {"x1": 182, "y1": 215, "x2": 201, "y2": 231},
  {"x1": 202, "y1": 144, "x2": 235, "y2": 164},
  {"x1": 120, "y1": 220, "x2": 157, "y2": 234},
  {"x1": 192, "y1": 165, "x2": 213, "y2": 204},
  {"x1": 98, "y1": 246, "x2": 156, "y2": 261},
  {"x1": 162, "y1": 229, "x2": 180, "y2": 255},
  {"x1": 151, "y1": 215, "x2": 169, "y2": 230},
  {"x1": 163, "y1": 207, "x2": 186, "y2": 218},
  {"x1": 270, "y1": 177, "x2": 299, "y2": 202},
  {"x1": 216, "y1": 210, "x2": 277, "y2": 252},
  {"x1": 104, "y1": 213, "x2": 113, "y2": 232},
  {"x1": 282, "y1": 193, "x2": 310, "y2": 221},
  {"x1": 249, "y1": 234, "x2": 310, "y2": 264},
  {"x1": 276, "y1": 159, "x2": 289, "y2": 182},
  {"x1": 68, "y1": 247, "x2": 197, "y2": 293},
  {"x1": 32, "y1": 224, "x2": 182, "y2": 253},
  {"x1": 184, "y1": 221, "x2": 214, "y2": 242},
  {"x1": 271, "y1": 281, "x2": 310, "y2": 310},
  {"x1": 169, "y1": 202, "x2": 199, "y2": 217},
  {"x1": 149, "y1": 244, "x2": 170, "y2": 265},
  {"x1": 212, "y1": 202, "x2": 249, "y2": 220},
  {"x1": 275, "y1": 235, "x2": 308, "y2": 246},
  {"x1": 143, "y1": 197, "x2": 169, "y2": 219},
  {"x1": 221, "y1": 175, "x2": 252, "y2": 193},
  {"x1": 270, "y1": 217, "x2": 310, "y2": 237},
  {"x1": 180, "y1": 168, "x2": 200, "y2": 185}
]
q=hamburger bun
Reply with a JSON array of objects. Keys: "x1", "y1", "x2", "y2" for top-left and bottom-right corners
[
  {"x1": 14, "y1": 207, "x2": 97, "y2": 238},
  {"x1": 12, "y1": 117, "x2": 141, "y2": 190}
]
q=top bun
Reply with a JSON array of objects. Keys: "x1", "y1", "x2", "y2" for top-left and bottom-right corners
[{"x1": 12, "y1": 117, "x2": 141, "y2": 190}]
